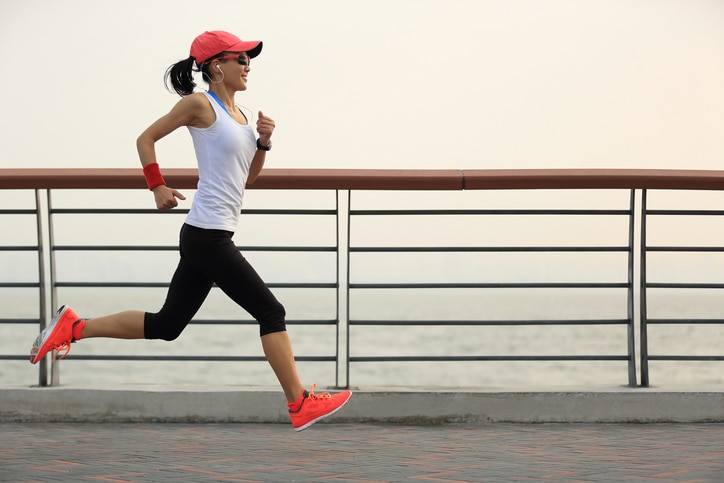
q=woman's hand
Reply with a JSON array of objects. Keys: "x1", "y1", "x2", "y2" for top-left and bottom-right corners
[
  {"x1": 152, "y1": 185, "x2": 186, "y2": 210},
  {"x1": 256, "y1": 111, "x2": 275, "y2": 145}
]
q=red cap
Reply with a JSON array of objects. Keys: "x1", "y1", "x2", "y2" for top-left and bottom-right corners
[{"x1": 190, "y1": 31, "x2": 263, "y2": 67}]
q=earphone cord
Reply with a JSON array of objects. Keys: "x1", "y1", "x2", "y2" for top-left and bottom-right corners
[
  {"x1": 200, "y1": 67, "x2": 225, "y2": 84},
  {"x1": 209, "y1": 70, "x2": 224, "y2": 84}
]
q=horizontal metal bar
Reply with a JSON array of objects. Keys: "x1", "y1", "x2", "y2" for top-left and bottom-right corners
[
  {"x1": 53, "y1": 245, "x2": 337, "y2": 252},
  {"x1": 50, "y1": 208, "x2": 336, "y2": 216},
  {"x1": 0, "y1": 210, "x2": 38, "y2": 215},
  {"x1": 646, "y1": 210, "x2": 724, "y2": 216},
  {"x1": 53, "y1": 245, "x2": 180, "y2": 251},
  {"x1": 646, "y1": 246, "x2": 724, "y2": 252},
  {"x1": 245, "y1": 282, "x2": 338, "y2": 289},
  {"x1": 350, "y1": 319, "x2": 630, "y2": 326},
  {"x1": 190, "y1": 319, "x2": 338, "y2": 326},
  {"x1": 645, "y1": 283, "x2": 724, "y2": 289},
  {"x1": 0, "y1": 283, "x2": 40, "y2": 288},
  {"x1": 54, "y1": 282, "x2": 338, "y2": 289},
  {"x1": 351, "y1": 209, "x2": 631, "y2": 216},
  {"x1": 46, "y1": 355, "x2": 338, "y2": 362},
  {"x1": 53, "y1": 282, "x2": 171, "y2": 288},
  {"x1": 646, "y1": 318, "x2": 724, "y2": 325},
  {"x1": 350, "y1": 355, "x2": 630, "y2": 362},
  {"x1": 51, "y1": 208, "x2": 188, "y2": 215},
  {"x1": 349, "y1": 282, "x2": 629, "y2": 289},
  {"x1": 0, "y1": 246, "x2": 39, "y2": 251},
  {"x1": 242, "y1": 209, "x2": 337, "y2": 215},
  {"x1": 647, "y1": 356, "x2": 724, "y2": 361},
  {"x1": 350, "y1": 246, "x2": 630, "y2": 253}
]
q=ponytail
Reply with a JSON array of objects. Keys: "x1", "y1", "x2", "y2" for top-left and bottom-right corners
[{"x1": 164, "y1": 56, "x2": 198, "y2": 96}]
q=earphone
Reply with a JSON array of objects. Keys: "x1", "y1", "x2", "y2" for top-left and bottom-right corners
[{"x1": 209, "y1": 64, "x2": 225, "y2": 84}]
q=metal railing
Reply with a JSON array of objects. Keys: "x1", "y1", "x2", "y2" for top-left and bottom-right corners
[
  {"x1": 45, "y1": 190, "x2": 342, "y2": 386},
  {"x1": 0, "y1": 189, "x2": 48, "y2": 386},
  {"x1": 639, "y1": 189, "x2": 724, "y2": 386},
  {"x1": 345, "y1": 190, "x2": 638, "y2": 387},
  {"x1": 1, "y1": 168, "x2": 723, "y2": 388}
]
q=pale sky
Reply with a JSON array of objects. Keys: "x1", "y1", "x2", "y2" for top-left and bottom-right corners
[
  {"x1": 2, "y1": 1, "x2": 724, "y2": 389},
  {"x1": 1, "y1": 0, "x2": 723, "y2": 172}
]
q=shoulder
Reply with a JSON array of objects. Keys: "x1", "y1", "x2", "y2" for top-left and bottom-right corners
[
  {"x1": 176, "y1": 92, "x2": 211, "y2": 110},
  {"x1": 171, "y1": 92, "x2": 214, "y2": 128}
]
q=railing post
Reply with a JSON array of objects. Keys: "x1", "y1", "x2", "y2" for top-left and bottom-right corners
[
  {"x1": 46, "y1": 189, "x2": 61, "y2": 386},
  {"x1": 345, "y1": 190, "x2": 353, "y2": 388},
  {"x1": 333, "y1": 190, "x2": 339, "y2": 388},
  {"x1": 626, "y1": 189, "x2": 637, "y2": 387},
  {"x1": 639, "y1": 189, "x2": 650, "y2": 387},
  {"x1": 35, "y1": 189, "x2": 48, "y2": 387},
  {"x1": 333, "y1": 189, "x2": 345, "y2": 389}
]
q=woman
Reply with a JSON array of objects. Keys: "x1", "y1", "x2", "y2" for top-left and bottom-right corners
[{"x1": 29, "y1": 30, "x2": 352, "y2": 431}]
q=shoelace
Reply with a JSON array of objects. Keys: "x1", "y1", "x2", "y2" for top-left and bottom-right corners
[
  {"x1": 306, "y1": 384, "x2": 332, "y2": 400},
  {"x1": 51, "y1": 341, "x2": 72, "y2": 363}
]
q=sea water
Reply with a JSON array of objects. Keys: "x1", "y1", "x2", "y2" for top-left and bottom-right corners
[{"x1": 2, "y1": 289, "x2": 722, "y2": 389}]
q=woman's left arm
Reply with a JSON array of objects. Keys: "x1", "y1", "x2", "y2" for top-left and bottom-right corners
[{"x1": 247, "y1": 110, "x2": 275, "y2": 185}]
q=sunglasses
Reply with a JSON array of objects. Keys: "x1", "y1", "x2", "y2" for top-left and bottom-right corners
[{"x1": 217, "y1": 54, "x2": 251, "y2": 66}]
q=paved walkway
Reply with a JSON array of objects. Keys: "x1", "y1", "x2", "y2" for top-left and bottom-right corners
[{"x1": 2, "y1": 422, "x2": 723, "y2": 482}]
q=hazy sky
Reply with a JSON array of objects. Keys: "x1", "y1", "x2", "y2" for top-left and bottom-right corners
[
  {"x1": 1, "y1": 0, "x2": 723, "y2": 172},
  {"x1": 2, "y1": 1, "x2": 723, "y2": 389}
]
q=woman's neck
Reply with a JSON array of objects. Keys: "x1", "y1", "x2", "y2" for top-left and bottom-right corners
[{"x1": 209, "y1": 87, "x2": 236, "y2": 111}]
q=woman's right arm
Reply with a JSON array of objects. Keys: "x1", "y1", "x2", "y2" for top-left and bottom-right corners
[{"x1": 137, "y1": 94, "x2": 210, "y2": 210}]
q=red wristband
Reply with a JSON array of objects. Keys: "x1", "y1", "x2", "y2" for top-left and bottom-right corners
[{"x1": 143, "y1": 163, "x2": 166, "y2": 190}]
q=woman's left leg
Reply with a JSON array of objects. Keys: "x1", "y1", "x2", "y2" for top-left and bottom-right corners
[
  {"x1": 185, "y1": 228, "x2": 352, "y2": 430},
  {"x1": 260, "y1": 331, "x2": 305, "y2": 402},
  {"x1": 184, "y1": 229, "x2": 304, "y2": 402}
]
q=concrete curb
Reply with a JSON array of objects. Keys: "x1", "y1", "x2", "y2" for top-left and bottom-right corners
[{"x1": 2, "y1": 385, "x2": 723, "y2": 423}]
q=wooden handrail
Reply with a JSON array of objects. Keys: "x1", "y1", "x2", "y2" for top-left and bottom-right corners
[
  {"x1": 1, "y1": 168, "x2": 724, "y2": 191},
  {"x1": 463, "y1": 169, "x2": 724, "y2": 191}
]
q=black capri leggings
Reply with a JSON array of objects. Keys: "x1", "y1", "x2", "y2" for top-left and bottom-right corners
[{"x1": 144, "y1": 223, "x2": 286, "y2": 341}]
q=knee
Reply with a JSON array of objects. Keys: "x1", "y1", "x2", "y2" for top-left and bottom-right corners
[
  {"x1": 258, "y1": 302, "x2": 287, "y2": 336},
  {"x1": 157, "y1": 328, "x2": 184, "y2": 342},
  {"x1": 143, "y1": 311, "x2": 188, "y2": 341}
]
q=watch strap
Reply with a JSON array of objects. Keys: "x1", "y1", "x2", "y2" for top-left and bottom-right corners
[{"x1": 256, "y1": 138, "x2": 272, "y2": 151}]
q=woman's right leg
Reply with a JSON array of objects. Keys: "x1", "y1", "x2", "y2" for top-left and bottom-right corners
[
  {"x1": 79, "y1": 255, "x2": 212, "y2": 341},
  {"x1": 81, "y1": 225, "x2": 214, "y2": 342},
  {"x1": 81, "y1": 310, "x2": 145, "y2": 339},
  {"x1": 30, "y1": 225, "x2": 212, "y2": 363}
]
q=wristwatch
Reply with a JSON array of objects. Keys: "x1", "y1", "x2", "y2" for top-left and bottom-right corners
[{"x1": 256, "y1": 138, "x2": 272, "y2": 151}]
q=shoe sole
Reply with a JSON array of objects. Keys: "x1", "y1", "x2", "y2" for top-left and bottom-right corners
[{"x1": 293, "y1": 391, "x2": 353, "y2": 432}]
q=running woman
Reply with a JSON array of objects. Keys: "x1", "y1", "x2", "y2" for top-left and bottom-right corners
[{"x1": 29, "y1": 30, "x2": 352, "y2": 431}]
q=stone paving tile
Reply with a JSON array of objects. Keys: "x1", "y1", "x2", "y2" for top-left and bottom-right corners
[{"x1": 1, "y1": 423, "x2": 723, "y2": 482}]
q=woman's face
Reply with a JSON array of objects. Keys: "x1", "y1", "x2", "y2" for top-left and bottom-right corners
[{"x1": 216, "y1": 52, "x2": 252, "y2": 90}]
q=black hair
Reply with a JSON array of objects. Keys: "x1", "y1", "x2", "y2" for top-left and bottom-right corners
[
  {"x1": 164, "y1": 57, "x2": 196, "y2": 96},
  {"x1": 164, "y1": 56, "x2": 218, "y2": 97}
]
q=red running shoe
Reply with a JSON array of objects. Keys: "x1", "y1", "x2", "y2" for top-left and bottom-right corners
[
  {"x1": 30, "y1": 305, "x2": 82, "y2": 364},
  {"x1": 288, "y1": 384, "x2": 352, "y2": 431}
]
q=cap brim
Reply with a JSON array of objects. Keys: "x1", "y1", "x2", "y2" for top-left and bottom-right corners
[{"x1": 228, "y1": 40, "x2": 263, "y2": 58}]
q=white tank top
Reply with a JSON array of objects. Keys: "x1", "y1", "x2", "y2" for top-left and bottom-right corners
[{"x1": 185, "y1": 92, "x2": 256, "y2": 232}]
